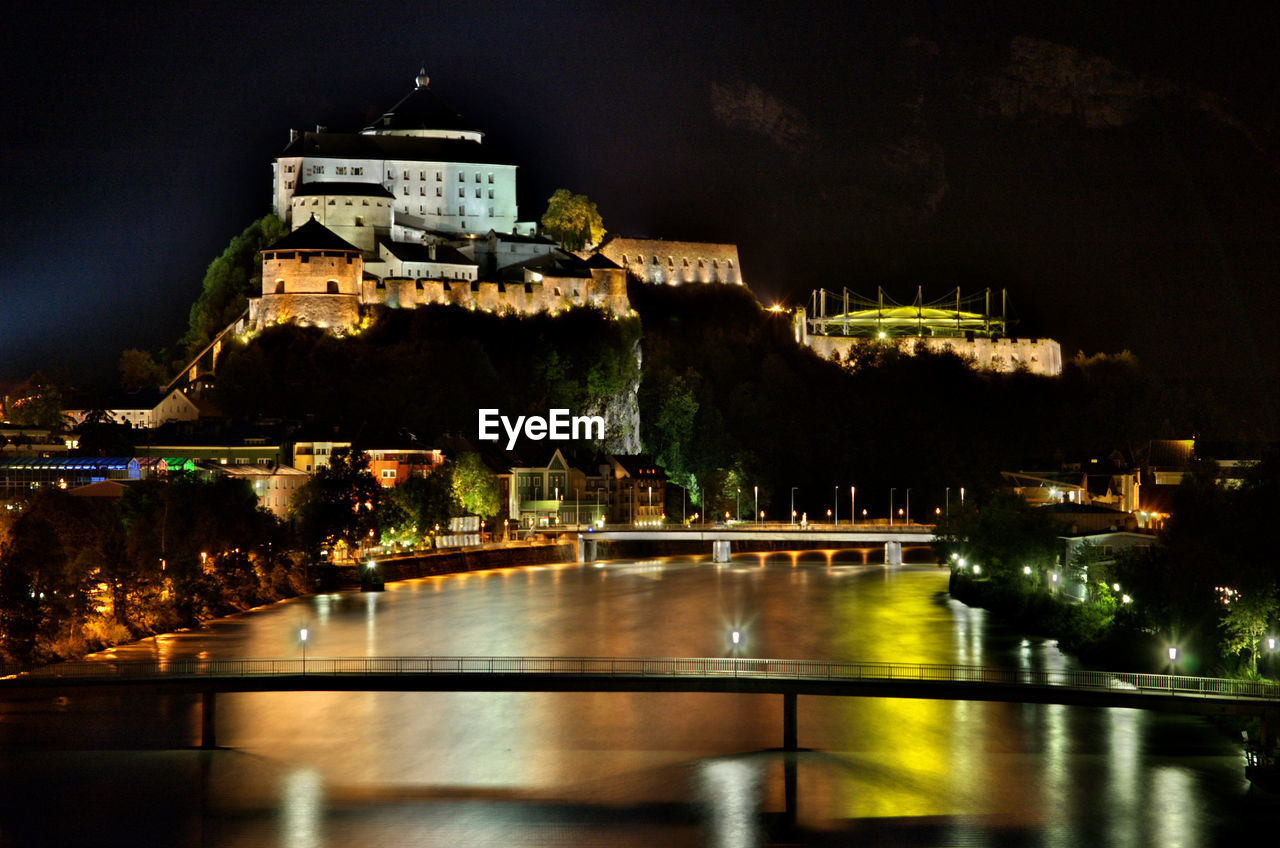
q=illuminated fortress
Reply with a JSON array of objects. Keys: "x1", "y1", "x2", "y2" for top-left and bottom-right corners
[
  {"x1": 247, "y1": 69, "x2": 633, "y2": 334},
  {"x1": 796, "y1": 287, "x2": 1062, "y2": 376}
]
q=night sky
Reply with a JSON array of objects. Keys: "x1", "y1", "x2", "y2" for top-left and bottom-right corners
[{"x1": 3, "y1": 1, "x2": 1278, "y2": 429}]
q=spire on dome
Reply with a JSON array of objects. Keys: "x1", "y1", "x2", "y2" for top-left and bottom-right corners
[{"x1": 415, "y1": 66, "x2": 430, "y2": 88}]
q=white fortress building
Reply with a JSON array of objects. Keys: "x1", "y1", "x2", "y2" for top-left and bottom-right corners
[
  {"x1": 272, "y1": 68, "x2": 520, "y2": 240},
  {"x1": 247, "y1": 69, "x2": 636, "y2": 334}
]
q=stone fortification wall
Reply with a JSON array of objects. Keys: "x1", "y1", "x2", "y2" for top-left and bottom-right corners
[
  {"x1": 254, "y1": 293, "x2": 360, "y2": 331},
  {"x1": 805, "y1": 334, "x2": 1063, "y2": 376},
  {"x1": 323, "y1": 543, "x2": 576, "y2": 587},
  {"x1": 600, "y1": 237, "x2": 742, "y2": 285},
  {"x1": 357, "y1": 268, "x2": 630, "y2": 316},
  {"x1": 263, "y1": 253, "x2": 361, "y2": 296}
]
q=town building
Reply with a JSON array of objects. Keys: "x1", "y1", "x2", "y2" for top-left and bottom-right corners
[
  {"x1": 603, "y1": 454, "x2": 667, "y2": 526},
  {"x1": 64, "y1": 388, "x2": 205, "y2": 432},
  {"x1": 206, "y1": 462, "x2": 309, "y2": 518}
]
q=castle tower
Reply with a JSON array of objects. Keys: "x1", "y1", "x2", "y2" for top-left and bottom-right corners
[{"x1": 252, "y1": 218, "x2": 363, "y2": 333}]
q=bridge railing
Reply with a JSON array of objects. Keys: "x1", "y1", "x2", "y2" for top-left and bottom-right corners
[{"x1": 7, "y1": 656, "x2": 1280, "y2": 702}]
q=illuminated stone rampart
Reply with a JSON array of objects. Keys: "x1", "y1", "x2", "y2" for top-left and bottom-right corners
[
  {"x1": 804, "y1": 333, "x2": 1063, "y2": 376},
  {"x1": 599, "y1": 237, "x2": 742, "y2": 286}
]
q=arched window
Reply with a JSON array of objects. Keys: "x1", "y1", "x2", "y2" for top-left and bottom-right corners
[{"x1": 326, "y1": 280, "x2": 340, "y2": 294}]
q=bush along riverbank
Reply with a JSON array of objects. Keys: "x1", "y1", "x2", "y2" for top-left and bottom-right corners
[{"x1": 948, "y1": 568, "x2": 1168, "y2": 671}]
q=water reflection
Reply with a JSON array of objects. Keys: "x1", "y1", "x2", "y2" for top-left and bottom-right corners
[
  {"x1": 3, "y1": 553, "x2": 1272, "y2": 846},
  {"x1": 281, "y1": 767, "x2": 322, "y2": 848}
]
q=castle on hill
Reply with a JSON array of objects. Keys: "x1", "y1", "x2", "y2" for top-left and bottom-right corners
[{"x1": 244, "y1": 69, "x2": 743, "y2": 336}]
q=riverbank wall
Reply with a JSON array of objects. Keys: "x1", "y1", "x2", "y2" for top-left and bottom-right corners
[{"x1": 315, "y1": 542, "x2": 576, "y2": 589}]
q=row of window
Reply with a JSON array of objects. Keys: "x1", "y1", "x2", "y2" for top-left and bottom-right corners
[
  {"x1": 406, "y1": 205, "x2": 496, "y2": 218},
  {"x1": 287, "y1": 163, "x2": 501, "y2": 182},
  {"x1": 296, "y1": 198, "x2": 387, "y2": 208},
  {"x1": 621, "y1": 254, "x2": 733, "y2": 269},
  {"x1": 402, "y1": 186, "x2": 495, "y2": 199},
  {"x1": 392, "y1": 170, "x2": 495, "y2": 183},
  {"x1": 398, "y1": 268, "x2": 474, "y2": 280}
]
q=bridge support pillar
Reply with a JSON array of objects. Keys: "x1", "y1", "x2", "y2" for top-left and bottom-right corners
[
  {"x1": 201, "y1": 690, "x2": 216, "y2": 749},
  {"x1": 578, "y1": 536, "x2": 598, "y2": 563},
  {"x1": 783, "y1": 692, "x2": 797, "y2": 750},
  {"x1": 884, "y1": 541, "x2": 902, "y2": 565},
  {"x1": 712, "y1": 540, "x2": 731, "y2": 563}
]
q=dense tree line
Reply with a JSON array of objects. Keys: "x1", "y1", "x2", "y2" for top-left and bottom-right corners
[
  {"x1": 213, "y1": 305, "x2": 641, "y2": 441},
  {"x1": 1112, "y1": 457, "x2": 1280, "y2": 677},
  {"x1": 937, "y1": 458, "x2": 1280, "y2": 677},
  {"x1": 631, "y1": 281, "x2": 1208, "y2": 521},
  {"x1": 293, "y1": 449, "x2": 504, "y2": 557},
  {"x1": 0, "y1": 476, "x2": 302, "y2": 665}
]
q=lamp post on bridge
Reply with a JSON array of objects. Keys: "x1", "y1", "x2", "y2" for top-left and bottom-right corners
[
  {"x1": 834, "y1": 485, "x2": 838, "y2": 525},
  {"x1": 736, "y1": 488, "x2": 741, "y2": 523},
  {"x1": 906, "y1": 489, "x2": 911, "y2": 526},
  {"x1": 851, "y1": 486, "x2": 855, "y2": 527},
  {"x1": 889, "y1": 488, "x2": 895, "y2": 527},
  {"x1": 790, "y1": 487, "x2": 798, "y2": 525},
  {"x1": 754, "y1": 486, "x2": 758, "y2": 526}
]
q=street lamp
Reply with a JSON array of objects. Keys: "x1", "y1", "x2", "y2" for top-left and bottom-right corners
[
  {"x1": 906, "y1": 488, "x2": 911, "y2": 525},
  {"x1": 889, "y1": 488, "x2": 895, "y2": 527},
  {"x1": 736, "y1": 487, "x2": 741, "y2": 522},
  {"x1": 834, "y1": 485, "x2": 839, "y2": 525},
  {"x1": 851, "y1": 486, "x2": 855, "y2": 526},
  {"x1": 790, "y1": 487, "x2": 798, "y2": 525},
  {"x1": 300, "y1": 627, "x2": 309, "y2": 672},
  {"x1": 945, "y1": 487, "x2": 950, "y2": 516},
  {"x1": 754, "y1": 485, "x2": 758, "y2": 526}
]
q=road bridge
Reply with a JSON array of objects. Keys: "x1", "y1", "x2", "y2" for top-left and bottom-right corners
[
  {"x1": 4, "y1": 656, "x2": 1276, "y2": 752},
  {"x1": 576, "y1": 524, "x2": 937, "y2": 563}
]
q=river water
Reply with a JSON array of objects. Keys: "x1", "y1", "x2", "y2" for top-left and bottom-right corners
[{"x1": 1, "y1": 551, "x2": 1275, "y2": 846}]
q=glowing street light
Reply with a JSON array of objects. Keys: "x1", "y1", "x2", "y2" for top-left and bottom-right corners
[
  {"x1": 790, "y1": 487, "x2": 798, "y2": 525},
  {"x1": 300, "y1": 627, "x2": 309, "y2": 671}
]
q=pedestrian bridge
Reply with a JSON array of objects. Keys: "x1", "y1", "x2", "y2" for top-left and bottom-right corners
[
  {"x1": 577, "y1": 524, "x2": 938, "y2": 563},
  {"x1": 4, "y1": 656, "x2": 1276, "y2": 750}
]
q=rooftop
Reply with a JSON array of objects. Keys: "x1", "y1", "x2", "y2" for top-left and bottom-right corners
[
  {"x1": 291, "y1": 181, "x2": 395, "y2": 199},
  {"x1": 265, "y1": 218, "x2": 362, "y2": 253},
  {"x1": 281, "y1": 131, "x2": 515, "y2": 166}
]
